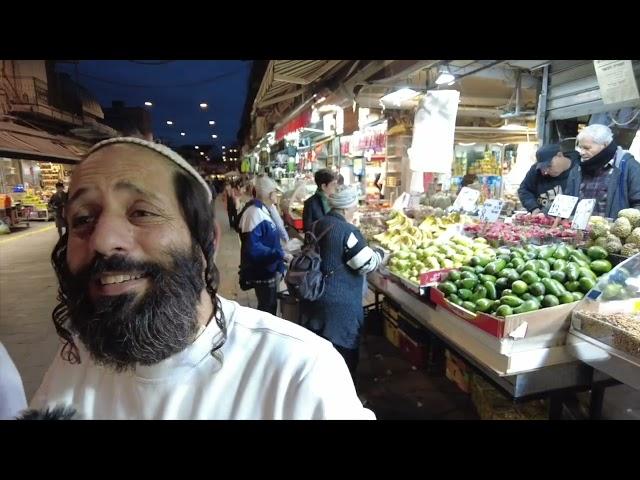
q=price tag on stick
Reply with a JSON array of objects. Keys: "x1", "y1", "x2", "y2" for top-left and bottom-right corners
[
  {"x1": 571, "y1": 199, "x2": 596, "y2": 230},
  {"x1": 547, "y1": 194, "x2": 579, "y2": 219},
  {"x1": 479, "y1": 199, "x2": 504, "y2": 223},
  {"x1": 452, "y1": 187, "x2": 480, "y2": 213}
]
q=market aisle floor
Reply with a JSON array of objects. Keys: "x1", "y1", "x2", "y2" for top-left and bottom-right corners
[{"x1": 0, "y1": 221, "x2": 61, "y2": 400}]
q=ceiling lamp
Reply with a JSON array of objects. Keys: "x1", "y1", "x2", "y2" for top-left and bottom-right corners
[
  {"x1": 380, "y1": 88, "x2": 420, "y2": 106},
  {"x1": 435, "y1": 65, "x2": 455, "y2": 85}
]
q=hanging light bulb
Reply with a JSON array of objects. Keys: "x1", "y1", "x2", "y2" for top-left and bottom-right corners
[{"x1": 435, "y1": 64, "x2": 455, "y2": 85}]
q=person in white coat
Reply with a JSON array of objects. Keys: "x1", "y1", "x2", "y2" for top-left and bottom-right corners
[
  {"x1": 0, "y1": 341, "x2": 27, "y2": 419},
  {"x1": 30, "y1": 136, "x2": 374, "y2": 420}
]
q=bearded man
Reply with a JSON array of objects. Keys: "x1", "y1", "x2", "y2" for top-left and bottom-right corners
[{"x1": 30, "y1": 137, "x2": 374, "y2": 420}]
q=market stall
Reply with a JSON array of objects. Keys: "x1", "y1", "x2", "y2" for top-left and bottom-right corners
[{"x1": 361, "y1": 196, "x2": 640, "y2": 418}]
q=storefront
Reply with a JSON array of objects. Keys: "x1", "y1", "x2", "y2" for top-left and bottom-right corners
[{"x1": 0, "y1": 121, "x2": 88, "y2": 228}]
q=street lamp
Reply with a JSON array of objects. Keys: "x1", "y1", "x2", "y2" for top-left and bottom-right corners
[
  {"x1": 144, "y1": 101, "x2": 153, "y2": 106},
  {"x1": 166, "y1": 120, "x2": 173, "y2": 125},
  {"x1": 212, "y1": 134, "x2": 218, "y2": 139},
  {"x1": 222, "y1": 146, "x2": 226, "y2": 149},
  {"x1": 209, "y1": 120, "x2": 215, "y2": 125},
  {"x1": 180, "y1": 132, "x2": 186, "y2": 136},
  {"x1": 200, "y1": 103, "x2": 208, "y2": 109},
  {"x1": 195, "y1": 146, "x2": 199, "y2": 150}
]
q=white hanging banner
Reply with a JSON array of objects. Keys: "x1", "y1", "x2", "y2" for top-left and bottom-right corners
[
  {"x1": 594, "y1": 60, "x2": 640, "y2": 105},
  {"x1": 408, "y1": 90, "x2": 460, "y2": 174}
]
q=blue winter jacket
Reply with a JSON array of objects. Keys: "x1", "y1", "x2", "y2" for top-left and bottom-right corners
[
  {"x1": 564, "y1": 147, "x2": 640, "y2": 219},
  {"x1": 238, "y1": 200, "x2": 285, "y2": 282}
]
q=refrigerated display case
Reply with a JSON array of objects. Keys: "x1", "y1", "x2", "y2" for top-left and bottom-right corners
[{"x1": 568, "y1": 254, "x2": 640, "y2": 390}]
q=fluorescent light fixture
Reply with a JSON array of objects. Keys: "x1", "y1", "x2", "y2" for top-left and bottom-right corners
[
  {"x1": 166, "y1": 120, "x2": 173, "y2": 125},
  {"x1": 380, "y1": 88, "x2": 420, "y2": 106},
  {"x1": 499, "y1": 120, "x2": 526, "y2": 130},
  {"x1": 144, "y1": 101, "x2": 153, "y2": 106},
  {"x1": 180, "y1": 132, "x2": 186, "y2": 136},
  {"x1": 435, "y1": 65, "x2": 455, "y2": 85}
]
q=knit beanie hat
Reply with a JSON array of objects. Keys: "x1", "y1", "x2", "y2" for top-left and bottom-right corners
[
  {"x1": 254, "y1": 175, "x2": 279, "y2": 198},
  {"x1": 329, "y1": 186, "x2": 358, "y2": 210}
]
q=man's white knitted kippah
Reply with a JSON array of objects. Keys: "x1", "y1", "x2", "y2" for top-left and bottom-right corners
[{"x1": 87, "y1": 137, "x2": 212, "y2": 202}]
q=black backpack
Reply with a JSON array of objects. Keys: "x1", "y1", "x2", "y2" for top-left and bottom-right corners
[
  {"x1": 284, "y1": 221, "x2": 339, "y2": 302},
  {"x1": 234, "y1": 199, "x2": 257, "y2": 234}
]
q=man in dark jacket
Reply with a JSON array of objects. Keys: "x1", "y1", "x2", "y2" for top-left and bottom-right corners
[
  {"x1": 48, "y1": 181, "x2": 68, "y2": 237},
  {"x1": 518, "y1": 144, "x2": 580, "y2": 214},
  {"x1": 564, "y1": 124, "x2": 640, "y2": 218},
  {"x1": 301, "y1": 186, "x2": 383, "y2": 377},
  {"x1": 302, "y1": 169, "x2": 337, "y2": 232}
]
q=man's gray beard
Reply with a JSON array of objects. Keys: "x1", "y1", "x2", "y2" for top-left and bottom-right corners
[{"x1": 67, "y1": 243, "x2": 206, "y2": 372}]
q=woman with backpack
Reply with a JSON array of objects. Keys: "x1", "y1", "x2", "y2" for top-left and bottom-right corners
[{"x1": 298, "y1": 186, "x2": 384, "y2": 377}]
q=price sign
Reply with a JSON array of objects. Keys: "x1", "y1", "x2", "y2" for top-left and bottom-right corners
[
  {"x1": 571, "y1": 199, "x2": 596, "y2": 230},
  {"x1": 479, "y1": 199, "x2": 504, "y2": 223},
  {"x1": 547, "y1": 194, "x2": 579, "y2": 219},
  {"x1": 452, "y1": 187, "x2": 480, "y2": 212},
  {"x1": 392, "y1": 192, "x2": 410, "y2": 211}
]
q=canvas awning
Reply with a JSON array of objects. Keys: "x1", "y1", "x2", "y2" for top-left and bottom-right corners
[{"x1": 0, "y1": 122, "x2": 90, "y2": 164}]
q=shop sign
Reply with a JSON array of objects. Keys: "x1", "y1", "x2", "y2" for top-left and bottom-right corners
[
  {"x1": 275, "y1": 109, "x2": 312, "y2": 141},
  {"x1": 594, "y1": 60, "x2": 640, "y2": 105}
]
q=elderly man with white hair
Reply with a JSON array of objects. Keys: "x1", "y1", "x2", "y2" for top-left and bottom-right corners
[
  {"x1": 565, "y1": 123, "x2": 640, "y2": 218},
  {"x1": 238, "y1": 175, "x2": 293, "y2": 315},
  {"x1": 300, "y1": 186, "x2": 384, "y2": 377}
]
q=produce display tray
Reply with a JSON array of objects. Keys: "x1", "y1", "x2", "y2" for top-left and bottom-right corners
[{"x1": 430, "y1": 287, "x2": 575, "y2": 341}]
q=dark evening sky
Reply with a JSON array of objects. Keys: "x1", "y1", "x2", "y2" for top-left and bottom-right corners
[{"x1": 56, "y1": 60, "x2": 252, "y2": 151}]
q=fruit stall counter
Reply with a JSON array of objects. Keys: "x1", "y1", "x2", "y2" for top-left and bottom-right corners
[
  {"x1": 565, "y1": 254, "x2": 640, "y2": 392},
  {"x1": 367, "y1": 271, "x2": 601, "y2": 419}
]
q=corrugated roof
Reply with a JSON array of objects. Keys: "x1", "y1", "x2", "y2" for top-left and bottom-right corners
[{"x1": 253, "y1": 60, "x2": 349, "y2": 110}]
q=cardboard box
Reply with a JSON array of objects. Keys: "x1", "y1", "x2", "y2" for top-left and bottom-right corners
[
  {"x1": 430, "y1": 287, "x2": 575, "y2": 341},
  {"x1": 470, "y1": 374, "x2": 548, "y2": 420},
  {"x1": 383, "y1": 314, "x2": 401, "y2": 348},
  {"x1": 387, "y1": 268, "x2": 452, "y2": 295},
  {"x1": 445, "y1": 350, "x2": 472, "y2": 393},
  {"x1": 397, "y1": 314, "x2": 430, "y2": 368},
  {"x1": 381, "y1": 298, "x2": 401, "y2": 321}
]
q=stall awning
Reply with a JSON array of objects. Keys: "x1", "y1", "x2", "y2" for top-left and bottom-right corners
[
  {"x1": 0, "y1": 122, "x2": 90, "y2": 164},
  {"x1": 253, "y1": 60, "x2": 348, "y2": 111}
]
